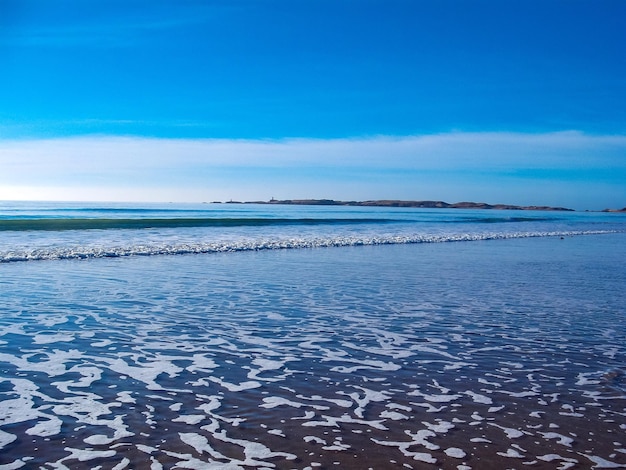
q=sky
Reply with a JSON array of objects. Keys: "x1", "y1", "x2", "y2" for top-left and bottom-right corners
[{"x1": 0, "y1": 0, "x2": 625, "y2": 209}]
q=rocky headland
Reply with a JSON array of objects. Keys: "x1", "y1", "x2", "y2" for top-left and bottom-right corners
[{"x1": 227, "y1": 199, "x2": 575, "y2": 211}]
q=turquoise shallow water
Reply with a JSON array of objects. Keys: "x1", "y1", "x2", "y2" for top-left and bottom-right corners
[{"x1": 0, "y1": 203, "x2": 625, "y2": 468}]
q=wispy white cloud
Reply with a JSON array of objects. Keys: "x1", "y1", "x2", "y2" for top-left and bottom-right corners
[
  {"x1": 2, "y1": 131, "x2": 624, "y2": 169},
  {"x1": 1, "y1": 132, "x2": 625, "y2": 207}
]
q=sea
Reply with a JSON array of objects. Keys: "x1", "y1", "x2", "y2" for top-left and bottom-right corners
[{"x1": 0, "y1": 201, "x2": 624, "y2": 469}]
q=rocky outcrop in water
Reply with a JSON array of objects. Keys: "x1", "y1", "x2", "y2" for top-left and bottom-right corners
[{"x1": 242, "y1": 199, "x2": 575, "y2": 211}]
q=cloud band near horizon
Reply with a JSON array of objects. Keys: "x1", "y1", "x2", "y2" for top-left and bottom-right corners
[{"x1": 1, "y1": 131, "x2": 625, "y2": 210}]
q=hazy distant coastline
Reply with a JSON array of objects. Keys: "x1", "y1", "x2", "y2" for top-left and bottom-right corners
[{"x1": 219, "y1": 199, "x2": 577, "y2": 211}]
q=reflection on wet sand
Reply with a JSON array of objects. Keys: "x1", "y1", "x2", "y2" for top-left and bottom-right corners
[{"x1": 1, "y1": 242, "x2": 625, "y2": 469}]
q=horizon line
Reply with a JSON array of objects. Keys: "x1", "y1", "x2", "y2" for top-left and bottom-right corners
[{"x1": 1, "y1": 198, "x2": 625, "y2": 213}]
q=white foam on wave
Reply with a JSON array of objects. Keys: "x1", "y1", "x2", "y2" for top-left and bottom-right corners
[
  {"x1": 464, "y1": 390, "x2": 493, "y2": 405},
  {"x1": 25, "y1": 416, "x2": 63, "y2": 437},
  {"x1": 0, "y1": 458, "x2": 28, "y2": 469},
  {"x1": 387, "y1": 402, "x2": 412, "y2": 412},
  {"x1": 212, "y1": 430, "x2": 297, "y2": 464},
  {"x1": 53, "y1": 366, "x2": 102, "y2": 393},
  {"x1": 330, "y1": 359, "x2": 401, "y2": 373},
  {"x1": 303, "y1": 413, "x2": 388, "y2": 430},
  {"x1": 580, "y1": 454, "x2": 626, "y2": 468},
  {"x1": 179, "y1": 433, "x2": 229, "y2": 460},
  {"x1": 38, "y1": 315, "x2": 69, "y2": 327},
  {"x1": 380, "y1": 410, "x2": 409, "y2": 420},
  {"x1": 537, "y1": 454, "x2": 578, "y2": 470},
  {"x1": 341, "y1": 337, "x2": 414, "y2": 359},
  {"x1": 540, "y1": 432, "x2": 574, "y2": 447},
  {"x1": 373, "y1": 429, "x2": 439, "y2": 462},
  {"x1": 0, "y1": 377, "x2": 73, "y2": 442},
  {"x1": 246, "y1": 356, "x2": 296, "y2": 382},
  {"x1": 338, "y1": 386, "x2": 390, "y2": 419},
  {"x1": 117, "y1": 391, "x2": 136, "y2": 404},
  {"x1": 576, "y1": 372, "x2": 602, "y2": 386},
  {"x1": 59, "y1": 447, "x2": 117, "y2": 463},
  {"x1": 0, "y1": 230, "x2": 617, "y2": 263},
  {"x1": 409, "y1": 390, "x2": 462, "y2": 403},
  {"x1": 32, "y1": 333, "x2": 75, "y2": 344},
  {"x1": 208, "y1": 377, "x2": 262, "y2": 392},
  {"x1": 173, "y1": 415, "x2": 206, "y2": 425},
  {"x1": 423, "y1": 419, "x2": 455, "y2": 434},
  {"x1": 445, "y1": 447, "x2": 466, "y2": 458},
  {"x1": 260, "y1": 396, "x2": 328, "y2": 411},
  {"x1": 0, "y1": 349, "x2": 82, "y2": 377},
  {"x1": 470, "y1": 437, "x2": 491, "y2": 443},
  {"x1": 102, "y1": 356, "x2": 183, "y2": 390},
  {"x1": 322, "y1": 437, "x2": 350, "y2": 451},
  {"x1": 0, "y1": 378, "x2": 42, "y2": 426},
  {"x1": 0, "y1": 429, "x2": 17, "y2": 450},
  {"x1": 489, "y1": 423, "x2": 526, "y2": 439},
  {"x1": 411, "y1": 401, "x2": 448, "y2": 413},
  {"x1": 295, "y1": 393, "x2": 353, "y2": 408},
  {"x1": 497, "y1": 448, "x2": 525, "y2": 458}
]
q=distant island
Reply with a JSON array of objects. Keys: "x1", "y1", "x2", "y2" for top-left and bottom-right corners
[{"x1": 219, "y1": 199, "x2": 576, "y2": 211}]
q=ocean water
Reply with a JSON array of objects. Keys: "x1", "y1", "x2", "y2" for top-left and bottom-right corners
[{"x1": 0, "y1": 202, "x2": 625, "y2": 469}]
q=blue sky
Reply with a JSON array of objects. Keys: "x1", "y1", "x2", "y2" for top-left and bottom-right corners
[{"x1": 0, "y1": 0, "x2": 625, "y2": 209}]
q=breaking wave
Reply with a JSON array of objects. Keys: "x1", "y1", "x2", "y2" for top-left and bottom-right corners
[{"x1": 0, "y1": 230, "x2": 616, "y2": 263}]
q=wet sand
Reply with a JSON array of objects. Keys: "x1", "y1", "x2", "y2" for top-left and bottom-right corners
[{"x1": 1, "y1": 237, "x2": 625, "y2": 468}]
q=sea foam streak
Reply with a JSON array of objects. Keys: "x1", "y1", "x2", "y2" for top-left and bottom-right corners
[{"x1": 0, "y1": 230, "x2": 617, "y2": 263}]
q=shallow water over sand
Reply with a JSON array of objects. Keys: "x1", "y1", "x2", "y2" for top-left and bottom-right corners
[{"x1": 1, "y1": 234, "x2": 625, "y2": 469}]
